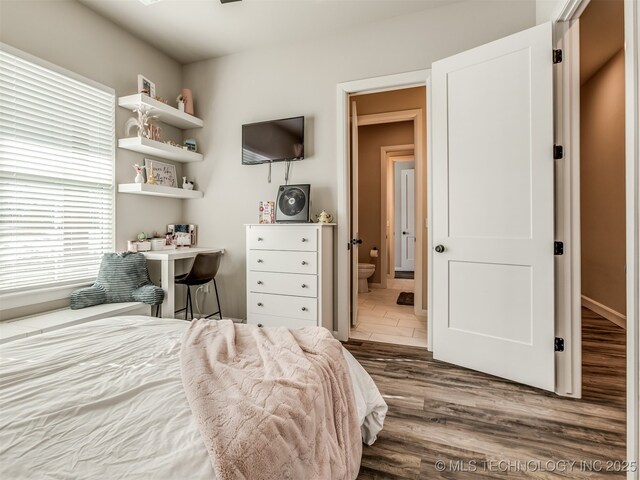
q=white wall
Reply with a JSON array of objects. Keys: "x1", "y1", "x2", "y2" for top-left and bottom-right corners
[
  {"x1": 536, "y1": 0, "x2": 566, "y2": 23},
  {"x1": 182, "y1": 0, "x2": 536, "y2": 319},
  {"x1": 0, "y1": 0, "x2": 184, "y2": 319}
]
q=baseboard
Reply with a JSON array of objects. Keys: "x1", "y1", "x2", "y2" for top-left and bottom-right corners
[{"x1": 581, "y1": 295, "x2": 626, "y2": 329}]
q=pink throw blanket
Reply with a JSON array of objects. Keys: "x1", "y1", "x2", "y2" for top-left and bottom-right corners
[{"x1": 180, "y1": 319, "x2": 362, "y2": 480}]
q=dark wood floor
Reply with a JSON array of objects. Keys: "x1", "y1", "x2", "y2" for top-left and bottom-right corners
[{"x1": 344, "y1": 308, "x2": 626, "y2": 479}]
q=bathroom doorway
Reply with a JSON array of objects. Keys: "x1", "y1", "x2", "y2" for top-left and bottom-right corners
[{"x1": 348, "y1": 87, "x2": 427, "y2": 347}]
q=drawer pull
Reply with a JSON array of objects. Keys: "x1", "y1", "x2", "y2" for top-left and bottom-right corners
[
  {"x1": 257, "y1": 280, "x2": 264, "y2": 285},
  {"x1": 301, "y1": 307, "x2": 307, "y2": 312},
  {"x1": 257, "y1": 302, "x2": 264, "y2": 307},
  {"x1": 257, "y1": 237, "x2": 263, "y2": 241},
  {"x1": 257, "y1": 259, "x2": 264, "y2": 263},
  {"x1": 301, "y1": 284, "x2": 307, "y2": 288},
  {"x1": 257, "y1": 323, "x2": 263, "y2": 328},
  {"x1": 301, "y1": 261, "x2": 307, "y2": 265},
  {"x1": 301, "y1": 238, "x2": 308, "y2": 242}
]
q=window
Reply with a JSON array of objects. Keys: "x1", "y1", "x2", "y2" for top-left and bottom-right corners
[{"x1": 0, "y1": 46, "x2": 115, "y2": 294}]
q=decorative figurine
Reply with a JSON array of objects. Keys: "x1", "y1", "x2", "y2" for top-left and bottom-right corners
[
  {"x1": 133, "y1": 164, "x2": 145, "y2": 184},
  {"x1": 182, "y1": 177, "x2": 194, "y2": 190},
  {"x1": 316, "y1": 210, "x2": 333, "y2": 224},
  {"x1": 146, "y1": 161, "x2": 158, "y2": 185}
]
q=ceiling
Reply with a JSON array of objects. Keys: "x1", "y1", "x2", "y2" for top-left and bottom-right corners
[
  {"x1": 78, "y1": 0, "x2": 458, "y2": 64},
  {"x1": 580, "y1": 0, "x2": 624, "y2": 84}
]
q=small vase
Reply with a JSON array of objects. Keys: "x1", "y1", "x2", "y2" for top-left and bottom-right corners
[{"x1": 134, "y1": 172, "x2": 144, "y2": 184}]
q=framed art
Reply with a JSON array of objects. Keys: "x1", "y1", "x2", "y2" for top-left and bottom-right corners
[
  {"x1": 144, "y1": 158, "x2": 177, "y2": 187},
  {"x1": 167, "y1": 224, "x2": 197, "y2": 247},
  {"x1": 137, "y1": 74, "x2": 156, "y2": 98}
]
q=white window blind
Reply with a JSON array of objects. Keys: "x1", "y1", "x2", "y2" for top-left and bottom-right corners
[{"x1": 0, "y1": 47, "x2": 115, "y2": 293}]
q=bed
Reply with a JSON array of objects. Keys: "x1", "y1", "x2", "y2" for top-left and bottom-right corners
[{"x1": 0, "y1": 316, "x2": 387, "y2": 479}]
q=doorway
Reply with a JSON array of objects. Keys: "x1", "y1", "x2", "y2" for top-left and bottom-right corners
[
  {"x1": 347, "y1": 87, "x2": 427, "y2": 347},
  {"x1": 578, "y1": 0, "x2": 627, "y2": 406}
]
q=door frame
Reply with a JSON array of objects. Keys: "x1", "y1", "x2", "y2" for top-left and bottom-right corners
[
  {"x1": 384, "y1": 152, "x2": 415, "y2": 279},
  {"x1": 381, "y1": 146, "x2": 415, "y2": 286},
  {"x1": 336, "y1": 70, "x2": 430, "y2": 342},
  {"x1": 554, "y1": 0, "x2": 639, "y2": 473}
]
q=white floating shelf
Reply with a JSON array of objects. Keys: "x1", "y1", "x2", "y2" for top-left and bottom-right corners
[
  {"x1": 118, "y1": 183, "x2": 203, "y2": 199},
  {"x1": 118, "y1": 94, "x2": 203, "y2": 129},
  {"x1": 118, "y1": 137, "x2": 203, "y2": 163}
]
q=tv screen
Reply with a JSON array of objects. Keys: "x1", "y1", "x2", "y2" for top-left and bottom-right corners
[{"x1": 242, "y1": 116, "x2": 304, "y2": 165}]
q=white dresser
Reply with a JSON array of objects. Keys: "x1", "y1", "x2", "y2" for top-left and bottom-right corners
[{"x1": 246, "y1": 224, "x2": 334, "y2": 330}]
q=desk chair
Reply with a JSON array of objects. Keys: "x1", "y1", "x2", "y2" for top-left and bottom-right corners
[{"x1": 175, "y1": 252, "x2": 222, "y2": 321}]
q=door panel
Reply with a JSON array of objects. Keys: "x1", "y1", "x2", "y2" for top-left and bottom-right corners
[
  {"x1": 432, "y1": 22, "x2": 555, "y2": 391},
  {"x1": 400, "y1": 168, "x2": 415, "y2": 271}
]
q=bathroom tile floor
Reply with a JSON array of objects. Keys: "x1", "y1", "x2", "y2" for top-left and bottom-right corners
[{"x1": 350, "y1": 278, "x2": 427, "y2": 348}]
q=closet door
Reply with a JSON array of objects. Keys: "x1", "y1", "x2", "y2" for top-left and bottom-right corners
[{"x1": 431, "y1": 22, "x2": 555, "y2": 391}]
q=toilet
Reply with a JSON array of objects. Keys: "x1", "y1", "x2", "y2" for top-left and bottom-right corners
[{"x1": 357, "y1": 263, "x2": 376, "y2": 293}]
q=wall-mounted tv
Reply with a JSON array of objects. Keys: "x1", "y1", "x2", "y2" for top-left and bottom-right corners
[{"x1": 242, "y1": 116, "x2": 304, "y2": 165}]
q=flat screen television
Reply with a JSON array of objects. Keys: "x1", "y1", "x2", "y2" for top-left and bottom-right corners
[{"x1": 242, "y1": 116, "x2": 304, "y2": 165}]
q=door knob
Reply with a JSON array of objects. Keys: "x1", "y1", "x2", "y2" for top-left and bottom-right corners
[
  {"x1": 435, "y1": 245, "x2": 445, "y2": 253},
  {"x1": 402, "y1": 231, "x2": 409, "y2": 235},
  {"x1": 350, "y1": 238, "x2": 363, "y2": 245}
]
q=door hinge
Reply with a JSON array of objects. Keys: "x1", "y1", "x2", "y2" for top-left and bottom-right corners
[
  {"x1": 554, "y1": 241, "x2": 564, "y2": 255},
  {"x1": 553, "y1": 49, "x2": 563, "y2": 64},
  {"x1": 554, "y1": 144, "x2": 564, "y2": 160},
  {"x1": 555, "y1": 337, "x2": 565, "y2": 352}
]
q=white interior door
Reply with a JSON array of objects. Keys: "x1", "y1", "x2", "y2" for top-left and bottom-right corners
[
  {"x1": 350, "y1": 100, "x2": 359, "y2": 328},
  {"x1": 400, "y1": 169, "x2": 415, "y2": 271},
  {"x1": 432, "y1": 22, "x2": 555, "y2": 391}
]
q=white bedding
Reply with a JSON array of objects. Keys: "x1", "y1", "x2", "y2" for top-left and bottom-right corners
[{"x1": 0, "y1": 316, "x2": 386, "y2": 479}]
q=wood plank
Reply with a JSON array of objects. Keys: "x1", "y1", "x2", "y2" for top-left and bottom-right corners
[{"x1": 344, "y1": 307, "x2": 626, "y2": 479}]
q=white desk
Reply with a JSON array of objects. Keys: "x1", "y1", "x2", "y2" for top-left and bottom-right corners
[{"x1": 143, "y1": 247, "x2": 225, "y2": 318}]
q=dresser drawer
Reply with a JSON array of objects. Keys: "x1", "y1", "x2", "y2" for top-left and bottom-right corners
[
  {"x1": 248, "y1": 226, "x2": 317, "y2": 251},
  {"x1": 248, "y1": 271, "x2": 317, "y2": 298},
  {"x1": 247, "y1": 313, "x2": 316, "y2": 329},
  {"x1": 247, "y1": 292, "x2": 317, "y2": 321},
  {"x1": 248, "y1": 250, "x2": 317, "y2": 274}
]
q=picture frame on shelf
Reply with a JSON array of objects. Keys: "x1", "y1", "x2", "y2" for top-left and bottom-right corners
[
  {"x1": 144, "y1": 158, "x2": 177, "y2": 187},
  {"x1": 137, "y1": 74, "x2": 156, "y2": 98},
  {"x1": 167, "y1": 224, "x2": 197, "y2": 247}
]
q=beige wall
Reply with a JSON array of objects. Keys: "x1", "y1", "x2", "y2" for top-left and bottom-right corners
[
  {"x1": 357, "y1": 121, "x2": 414, "y2": 284},
  {"x1": 580, "y1": 49, "x2": 627, "y2": 316},
  {"x1": 182, "y1": 0, "x2": 535, "y2": 320},
  {"x1": 0, "y1": 0, "x2": 184, "y2": 319}
]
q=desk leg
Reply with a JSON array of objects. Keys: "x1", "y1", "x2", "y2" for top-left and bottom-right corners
[{"x1": 160, "y1": 259, "x2": 175, "y2": 318}]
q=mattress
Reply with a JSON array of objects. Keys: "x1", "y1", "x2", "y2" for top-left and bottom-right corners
[{"x1": 0, "y1": 316, "x2": 386, "y2": 479}]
